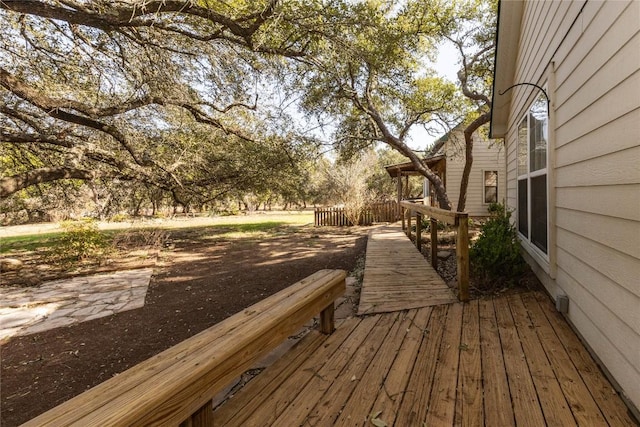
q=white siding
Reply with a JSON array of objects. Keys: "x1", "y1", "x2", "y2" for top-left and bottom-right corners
[
  {"x1": 503, "y1": 0, "x2": 640, "y2": 410},
  {"x1": 444, "y1": 132, "x2": 505, "y2": 216}
]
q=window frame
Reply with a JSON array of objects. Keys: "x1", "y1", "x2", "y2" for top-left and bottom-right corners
[
  {"x1": 516, "y1": 89, "x2": 549, "y2": 259},
  {"x1": 482, "y1": 170, "x2": 499, "y2": 205}
]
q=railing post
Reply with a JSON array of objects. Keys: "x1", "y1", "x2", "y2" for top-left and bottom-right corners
[
  {"x1": 415, "y1": 212, "x2": 422, "y2": 252},
  {"x1": 401, "y1": 206, "x2": 406, "y2": 230},
  {"x1": 406, "y1": 209, "x2": 412, "y2": 239},
  {"x1": 430, "y1": 217, "x2": 438, "y2": 270},
  {"x1": 456, "y1": 214, "x2": 470, "y2": 302}
]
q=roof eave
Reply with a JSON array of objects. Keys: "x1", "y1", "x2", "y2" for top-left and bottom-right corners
[{"x1": 490, "y1": 0, "x2": 525, "y2": 139}]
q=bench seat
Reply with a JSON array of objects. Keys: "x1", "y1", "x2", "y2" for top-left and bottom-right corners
[{"x1": 22, "y1": 269, "x2": 346, "y2": 426}]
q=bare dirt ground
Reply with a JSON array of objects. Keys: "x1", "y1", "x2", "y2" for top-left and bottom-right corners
[{"x1": 0, "y1": 222, "x2": 369, "y2": 426}]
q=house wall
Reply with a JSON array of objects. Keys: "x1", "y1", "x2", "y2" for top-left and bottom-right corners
[
  {"x1": 445, "y1": 133, "x2": 506, "y2": 216},
  {"x1": 503, "y1": 0, "x2": 640, "y2": 409}
]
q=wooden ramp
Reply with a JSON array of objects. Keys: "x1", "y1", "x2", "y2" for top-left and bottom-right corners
[
  {"x1": 358, "y1": 224, "x2": 456, "y2": 315},
  {"x1": 212, "y1": 291, "x2": 636, "y2": 426}
]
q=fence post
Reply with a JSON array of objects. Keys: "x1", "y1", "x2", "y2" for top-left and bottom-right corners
[
  {"x1": 415, "y1": 212, "x2": 422, "y2": 252},
  {"x1": 430, "y1": 217, "x2": 438, "y2": 270},
  {"x1": 456, "y1": 214, "x2": 470, "y2": 302}
]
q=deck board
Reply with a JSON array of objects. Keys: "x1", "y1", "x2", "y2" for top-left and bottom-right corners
[
  {"x1": 212, "y1": 225, "x2": 636, "y2": 426},
  {"x1": 456, "y1": 299, "x2": 483, "y2": 427},
  {"x1": 357, "y1": 225, "x2": 456, "y2": 315},
  {"x1": 425, "y1": 302, "x2": 463, "y2": 426},
  {"x1": 508, "y1": 294, "x2": 576, "y2": 427},
  {"x1": 334, "y1": 310, "x2": 416, "y2": 425},
  {"x1": 521, "y1": 293, "x2": 609, "y2": 426},
  {"x1": 214, "y1": 291, "x2": 637, "y2": 426},
  {"x1": 367, "y1": 306, "x2": 432, "y2": 426},
  {"x1": 528, "y1": 293, "x2": 635, "y2": 427},
  {"x1": 494, "y1": 295, "x2": 547, "y2": 427},
  {"x1": 478, "y1": 298, "x2": 516, "y2": 426}
]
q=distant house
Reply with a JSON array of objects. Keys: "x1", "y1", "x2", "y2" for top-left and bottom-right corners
[
  {"x1": 385, "y1": 127, "x2": 505, "y2": 217},
  {"x1": 490, "y1": 0, "x2": 640, "y2": 414}
]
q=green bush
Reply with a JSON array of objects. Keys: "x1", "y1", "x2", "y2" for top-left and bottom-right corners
[
  {"x1": 56, "y1": 218, "x2": 110, "y2": 263},
  {"x1": 109, "y1": 213, "x2": 130, "y2": 222},
  {"x1": 470, "y1": 203, "x2": 525, "y2": 286}
]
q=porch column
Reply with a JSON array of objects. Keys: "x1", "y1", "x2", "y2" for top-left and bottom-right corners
[{"x1": 396, "y1": 174, "x2": 403, "y2": 221}]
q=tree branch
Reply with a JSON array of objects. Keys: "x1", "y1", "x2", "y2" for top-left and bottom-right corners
[{"x1": 0, "y1": 166, "x2": 96, "y2": 198}]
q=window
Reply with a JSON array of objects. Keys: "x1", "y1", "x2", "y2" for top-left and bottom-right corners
[
  {"x1": 517, "y1": 91, "x2": 548, "y2": 254},
  {"x1": 484, "y1": 171, "x2": 498, "y2": 204}
]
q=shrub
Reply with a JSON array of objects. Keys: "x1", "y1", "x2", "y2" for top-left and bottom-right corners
[
  {"x1": 112, "y1": 228, "x2": 168, "y2": 250},
  {"x1": 55, "y1": 218, "x2": 110, "y2": 263},
  {"x1": 109, "y1": 213, "x2": 130, "y2": 222},
  {"x1": 470, "y1": 203, "x2": 525, "y2": 286}
]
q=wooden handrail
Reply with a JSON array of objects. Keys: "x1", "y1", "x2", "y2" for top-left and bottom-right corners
[
  {"x1": 22, "y1": 269, "x2": 346, "y2": 427},
  {"x1": 400, "y1": 201, "x2": 470, "y2": 302}
]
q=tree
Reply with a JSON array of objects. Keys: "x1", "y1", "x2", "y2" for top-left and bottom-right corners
[
  {"x1": 289, "y1": 1, "x2": 465, "y2": 209},
  {"x1": 1, "y1": 0, "x2": 497, "y2": 217},
  {"x1": 367, "y1": 148, "x2": 422, "y2": 201},
  {"x1": 0, "y1": 1, "x2": 334, "y2": 203},
  {"x1": 431, "y1": 0, "x2": 497, "y2": 211}
]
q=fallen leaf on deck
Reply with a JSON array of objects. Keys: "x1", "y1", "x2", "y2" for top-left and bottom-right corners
[{"x1": 369, "y1": 410, "x2": 387, "y2": 427}]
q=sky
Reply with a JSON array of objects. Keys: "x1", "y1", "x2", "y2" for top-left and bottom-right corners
[{"x1": 405, "y1": 40, "x2": 461, "y2": 151}]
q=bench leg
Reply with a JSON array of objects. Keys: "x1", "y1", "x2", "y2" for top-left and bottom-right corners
[
  {"x1": 320, "y1": 302, "x2": 335, "y2": 334},
  {"x1": 186, "y1": 400, "x2": 212, "y2": 427}
]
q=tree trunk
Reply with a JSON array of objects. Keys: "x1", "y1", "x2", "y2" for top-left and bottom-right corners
[
  {"x1": 457, "y1": 112, "x2": 491, "y2": 212},
  {"x1": 363, "y1": 90, "x2": 452, "y2": 210},
  {"x1": 457, "y1": 132, "x2": 473, "y2": 213}
]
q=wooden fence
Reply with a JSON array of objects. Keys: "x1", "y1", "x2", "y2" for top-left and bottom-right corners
[{"x1": 314, "y1": 202, "x2": 397, "y2": 227}]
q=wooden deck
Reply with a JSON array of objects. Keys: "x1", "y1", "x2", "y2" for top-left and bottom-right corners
[
  {"x1": 213, "y1": 291, "x2": 636, "y2": 426},
  {"x1": 358, "y1": 225, "x2": 456, "y2": 315}
]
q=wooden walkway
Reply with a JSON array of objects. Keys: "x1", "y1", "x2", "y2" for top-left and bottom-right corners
[
  {"x1": 358, "y1": 225, "x2": 456, "y2": 315},
  {"x1": 213, "y1": 291, "x2": 636, "y2": 426}
]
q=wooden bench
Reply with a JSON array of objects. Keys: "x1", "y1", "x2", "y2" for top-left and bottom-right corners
[{"x1": 22, "y1": 269, "x2": 347, "y2": 426}]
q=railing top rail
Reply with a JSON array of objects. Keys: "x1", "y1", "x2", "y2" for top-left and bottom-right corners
[{"x1": 400, "y1": 200, "x2": 468, "y2": 225}]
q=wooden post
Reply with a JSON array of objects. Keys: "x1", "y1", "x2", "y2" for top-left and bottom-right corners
[
  {"x1": 396, "y1": 175, "x2": 403, "y2": 221},
  {"x1": 431, "y1": 217, "x2": 438, "y2": 270},
  {"x1": 404, "y1": 175, "x2": 409, "y2": 198},
  {"x1": 415, "y1": 212, "x2": 422, "y2": 252},
  {"x1": 401, "y1": 206, "x2": 406, "y2": 230},
  {"x1": 320, "y1": 302, "x2": 336, "y2": 334},
  {"x1": 456, "y1": 214, "x2": 470, "y2": 302},
  {"x1": 406, "y1": 209, "x2": 412, "y2": 239}
]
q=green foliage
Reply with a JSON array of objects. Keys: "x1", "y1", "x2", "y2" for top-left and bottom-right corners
[
  {"x1": 55, "y1": 219, "x2": 111, "y2": 263},
  {"x1": 470, "y1": 203, "x2": 525, "y2": 285},
  {"x1": 0, "y1": 232, "x2": 64, "y2": 254},
  {"x1": 1, "y1": 0, "x2": 497, "y2": 219},
  {"x1": 109, "y1": 213, "x2": 131, "y2": 223},
  {"x1": 421, "y1": 217, "x2": 447, "y2": 232}
]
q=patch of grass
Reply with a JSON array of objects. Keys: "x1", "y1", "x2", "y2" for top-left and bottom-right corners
[
  {"x1": 213, "y1": 221, "x2": 287, "y2": 233},
  {"x1": 199, "y1": 221, "x2": 298, "y2": 241},
  {"x1": 1, "y1": 230, "x2": 124, "y2": 255},
  {"x1": 0, "y1": 232, "x2": 65, "y2": 254},
  {"x1": 1, "y1": 212, "x2": 314, "y2": 254}
]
